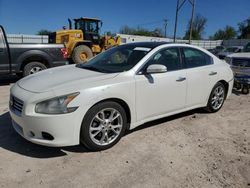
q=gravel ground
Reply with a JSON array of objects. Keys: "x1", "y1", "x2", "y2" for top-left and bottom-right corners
[{"x1": 0, "y1": 76, "x2": 249, "y2": 188}]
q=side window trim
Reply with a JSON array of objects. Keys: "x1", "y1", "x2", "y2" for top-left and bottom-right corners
[{"x1": 136, "y1": 46, "x2": 183, "y2": 75}]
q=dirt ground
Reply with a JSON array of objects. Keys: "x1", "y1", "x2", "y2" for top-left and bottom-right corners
[{"x1": 0, "y1": 76, "x2": 249, "y2": 188}]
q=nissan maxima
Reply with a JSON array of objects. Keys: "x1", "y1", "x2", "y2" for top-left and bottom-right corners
[{"x1": 9, "y1": 42, "x2": 234, "y2": 151}]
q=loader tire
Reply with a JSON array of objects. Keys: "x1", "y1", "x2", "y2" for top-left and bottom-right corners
[{"x1": 72, "y1": 45, "x2": 93, "y2": 64}]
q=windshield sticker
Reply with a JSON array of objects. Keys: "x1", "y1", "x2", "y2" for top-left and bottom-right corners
[{"x1": 133, "y1": 47, "x2": 151, "y2": 52}]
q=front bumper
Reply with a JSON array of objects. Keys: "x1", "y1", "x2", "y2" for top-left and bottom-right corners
[
  {"x1": 10, "y1": 110, "x2": 80, "y2": 147},
  {"x1": 227, "y1": 78, "x2": 234, "y2": 98},
  {"x1": 9, "y1": 84, "x2": 83, "y2": 147}
]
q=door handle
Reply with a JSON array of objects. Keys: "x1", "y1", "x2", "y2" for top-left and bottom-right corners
[
  {"x1": 176, "y1": 77, "x2": 186, "y2": 82},
  {"x1": 209, "y1": 71, "x2": 217, "y2": 76}
]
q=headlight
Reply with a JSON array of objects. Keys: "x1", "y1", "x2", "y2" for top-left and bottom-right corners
[{"x1": 35, "y1": 92, "x2": 79, "y2": 114}]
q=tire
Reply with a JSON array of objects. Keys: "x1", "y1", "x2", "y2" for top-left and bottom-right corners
[
  {"x1": 72, "y1": 45, "x2": 93, "y2": 64},
  {"x1": 80, "y1": 101, "x2": 127, "y2": 151},
  {"x1": 242, "y1": 86, "x2": 249, "y2": 95},
  {"x1": 23, "y1": 62, "x2": 47, "y2": 77},
  {"x1": 205, "y1": 82, "x2": 226, "y2": 113}
]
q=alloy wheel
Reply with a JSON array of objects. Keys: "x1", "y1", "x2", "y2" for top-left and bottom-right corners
[
  {"x1": 30, "y1": 66, "x2": 42, "y2": 74},
  {"x1": 89, "y1": 108, "x2": 123, "y2": 146},
  {"x1": 211, "y1": 85, "x2": 225, "y2": 110}
]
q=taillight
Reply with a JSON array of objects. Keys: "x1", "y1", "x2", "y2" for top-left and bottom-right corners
[{"x1": 60, "y1": 48, "x2": 68, "y2": 59}]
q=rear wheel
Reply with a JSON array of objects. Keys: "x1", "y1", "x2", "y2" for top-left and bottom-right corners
[
  {"x1": 23, "y1": 61, "x2": 47, "y2": 77},
  {"x1": 206, "y1": 82, "x2": 226, "y2": 112},
  {"x1": 242, "y1": 86, "x2": 249, "y2": 95},
  {"x1": 80, "y1": 101, "x2": 127, "y2": 151},
  {"x1": 72, "y1": 45, "x2": 93, "y2": 64}
]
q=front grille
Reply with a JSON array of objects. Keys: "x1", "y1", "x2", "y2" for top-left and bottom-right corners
[
  {"x1": 10, "y1": 95, "x2": 24, "y2": 115},
  {"x1": 232, "y1": 58, "x2": 250, "y2": 67}
]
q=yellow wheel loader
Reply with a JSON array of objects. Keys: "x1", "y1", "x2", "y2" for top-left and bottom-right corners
[{"x1": 49, "y1": 17, "x2": 121, "y2": 64}]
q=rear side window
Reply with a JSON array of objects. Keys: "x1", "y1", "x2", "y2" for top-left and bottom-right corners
[
  {"x1": 145, "y1": 48, "x2": 182, "y2": 72},
  {"x1": 183, "y1": 48, "x2": 213, "y2": 68}
]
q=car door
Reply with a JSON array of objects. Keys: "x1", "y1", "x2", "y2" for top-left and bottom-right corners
[
  {"x1": 182, "y1": 47, "x2": 218, "y2": 107},
  {"x1": 135, "y1": 47, "x2": 187, "y2": 122},
  {"x1": 0, "y1": 26, "x2": 10, "y2": 74}
]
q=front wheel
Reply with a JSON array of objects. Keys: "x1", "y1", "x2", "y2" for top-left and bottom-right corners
[
  {"x1": 80, "y1": 101, "x2": 127, "y2": 151},
  {"x1": 206, "y1": 82, "x2": 226, "y2": 112}
]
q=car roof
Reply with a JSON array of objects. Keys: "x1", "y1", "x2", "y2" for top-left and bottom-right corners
[{"x1": 124, "y1": 42, "x2": 172, "y2": 49}]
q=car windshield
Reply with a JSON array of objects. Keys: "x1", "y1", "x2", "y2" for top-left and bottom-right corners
[
  {"x1": 76, "y1": 44, "x2": 152, "y2": 73},
  {"x1": 225, "y1": 47, "x2": 238, "y2": 52},
  {"x1": 216, "y1": 46, "x2": 224, "y2": 50},
  {"x1": 243, "y1": 43, "x2": 250, "y2": 52}
]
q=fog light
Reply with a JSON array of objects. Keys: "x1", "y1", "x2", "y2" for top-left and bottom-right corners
[{"x1": 42, "y1": 132, "x2": 54, "y2": 140}]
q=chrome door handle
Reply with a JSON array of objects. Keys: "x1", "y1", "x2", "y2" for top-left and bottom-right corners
[
  {"x1": 209, "y1": 71, "x2": 217, "y2": 76},
  {"x1": 176, "y1": 77, "x2": 186, "y2": 82}
]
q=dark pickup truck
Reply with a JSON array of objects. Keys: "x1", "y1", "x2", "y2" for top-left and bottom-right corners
[{"x1": 0, "y1": 25, "x2": 68, "y2": 77}]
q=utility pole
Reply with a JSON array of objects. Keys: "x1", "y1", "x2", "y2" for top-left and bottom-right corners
[
  {"x1": 173, "y1": 0, "x2": 181, "y2": 42},
  {"x1": 164, "y1": 19, "x2": 168, "y2": 38},
  {"x1": 173, "y1": 0, "x2": 196, "y2": 42},
  {"x1": 188, "y1": 0, "x2": 195, "y2": 43}
]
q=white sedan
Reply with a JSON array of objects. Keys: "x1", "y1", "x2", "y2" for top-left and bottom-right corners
[{"x1": 9, "y1": 42, "x2": 234, "y2": 151}]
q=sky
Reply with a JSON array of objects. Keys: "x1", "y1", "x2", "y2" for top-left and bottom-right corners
[{"x1": 0, "y1": 0, "x2": 249, "y2": 38}]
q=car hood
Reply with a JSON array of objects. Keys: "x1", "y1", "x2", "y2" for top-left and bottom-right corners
[
  {"x1": 18, "y1": 65, "x2": 119, "y2": 93},
  {"x1": 227, "y1": 52, "x2": 250, "y2": 58},
  {"x1": 218, "y1": 52, "x2": 231, "y2": 56}
]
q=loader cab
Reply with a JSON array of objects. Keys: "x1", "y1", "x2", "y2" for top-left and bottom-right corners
[{"x1": 73, "y1": 18, "x2": 102, "y2": 45}]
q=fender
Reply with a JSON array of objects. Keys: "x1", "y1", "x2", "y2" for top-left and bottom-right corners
[
  {"x1": 16, "y1": 50, "x2": 53, "y2": 71},
  {"x1": 74, "y1": 41, "x2": 92, "y2": 49}
]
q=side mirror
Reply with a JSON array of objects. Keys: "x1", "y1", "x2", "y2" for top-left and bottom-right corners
[{"x1": 146, "y1": 64, "x2": 167, "y2": 74}]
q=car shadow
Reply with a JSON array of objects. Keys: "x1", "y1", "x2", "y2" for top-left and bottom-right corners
[
  {"x1": 0, "y1": 75, "x2": 20, "y2": 86},
  {"x1": 232, "y1": 88, "x2": 244, "y2": 96},
  {"x1": 0, "y1": 105, "x2": 229, "y2": 158},
  {"x1": 0, "y1": 112, "x2": 90, "y2": 158},
  {"x1": 125, "y1": 108, "x2": 206, "y2": 135}
]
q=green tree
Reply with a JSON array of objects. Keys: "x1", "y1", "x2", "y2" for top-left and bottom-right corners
[
  {"x1": 238, "y1": 17, "x2": 250, "y2": 39},
  {"x1": 37, "y1": 29, "x2": 52, "y2": 35},
  {"x1": 211, "y1": 25, "x2": 237, "y2": 40},
  {"x1": 105, "y1": 31, "x2": 116, "y2": 37},
  {"x1": 183, "y1": 14, "x2": 207, "y2": 40},
  {"x1": 119, "y1": 25, "x2": 164, "y2": 37}
]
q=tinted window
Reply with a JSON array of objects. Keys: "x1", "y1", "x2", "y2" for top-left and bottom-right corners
[
  {"x1": 183, "y1": 48, "x2": 212, "y2": 68},
  {"x1": 145, "y1": 48, "x2": 182, "y2": 72},
  {"x1": 77, "y1": 44, "x2": 151, "y2": 73}
]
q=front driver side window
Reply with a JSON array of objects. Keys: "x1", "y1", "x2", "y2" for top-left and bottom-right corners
[{"x1": 145, "y1": 48, "x2": 182, "y2": 72}]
